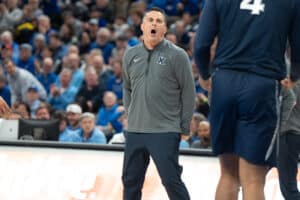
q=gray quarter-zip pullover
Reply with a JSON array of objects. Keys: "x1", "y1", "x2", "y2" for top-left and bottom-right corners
[
  {"x1": 122, "y1": 39, "x2": 196, "y2": 134},
  {"x1": 281, "y1": 81, "x2": 300, "y2": 134}
]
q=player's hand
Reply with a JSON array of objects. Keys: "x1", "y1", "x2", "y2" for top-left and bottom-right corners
[
  {"x1": 0, "y1": 97, "x2": 11, "y2": 117},
  {"x1": 281, "y1": 77, "x2": 295, "y2": 89},
  {"x1": 199, "y1": 77, "x2": 212, "y2": 92}
]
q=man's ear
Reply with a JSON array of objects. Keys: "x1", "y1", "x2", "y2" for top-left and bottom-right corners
[{"x1": 140, "y1": 22, "x2": 145, "y2": 33}]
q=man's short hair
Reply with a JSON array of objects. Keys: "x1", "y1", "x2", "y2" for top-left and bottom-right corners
[{"x1": 145, "y1": 7, "x2": 167, "y2": 23}]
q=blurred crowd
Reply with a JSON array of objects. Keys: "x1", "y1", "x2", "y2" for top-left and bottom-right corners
[{"x1": 0, "y1": 0, "x2": 210, "y2": 148}]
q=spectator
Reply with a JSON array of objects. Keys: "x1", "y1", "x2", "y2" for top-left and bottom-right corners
[
  {"x1": 127, "y1": 9, "x2": 143, "y2": 37},
  {"x1": 17, "y1": 43, "x2": 36, "y2": 75},
  {"x1": 26, "y1": 85, "x2": 43, "y2": 118},
  {"x1": 165, "y1": 31, "x2": 178, "y2": 45},
  {"x1": 62, "y1": 10, "x2": 83, "y2": 38},
  {"x1": 59, "y1": 103, "x2": 82, "y2": 141},
  {"x1": 32, "y1": 33, "x2": 46, "y2": 62},
  {"x1": 40, "y1": 0, "x2": 61, "y2": 29},
  {"x1": 36, "y1": 15, "x2": 54, "y2": 44},
  {"x1": 0, "y1": 31, "x2": 19, "y2": 62},
  {"x1": 149, "y1": 0, "x2": 181, "y2": 21},
  {"x1": 59, "y1": 23, "x2": 74, "y2": 44},
  {"x1": 0, "y1": 0, "x2": 23, "y2": 31},
  {"x1": 189, "y1": 112, "x2": 207, "y2": 144},
  {"x1": 77, "y1": 112, "x2": 107, "y2": 144},
  {"x1": 169, "y1": 20, "x2": 190, "y2": 49},
  {"x1": 67, "y1": 45, "x2": 80, "y2": 57},
  {"x1": 96, "y1": 91, "x2": 124, "y2": 138},
  {"x1": 191, "y1": 121, "x2": 211, "y2": 149},
  {"x1": 48, "y1": 68, "x2": 78, "y2": 110},
  {"x1": 0, "y1": 43, "x2": 16, "y2": 64},
  {"x1": 75, "y1": 66, "x2": 105, "y2": 113},
  {"x1": 48, "y1": 31, "x2": 68, "y2": 66},
  {"x1": 113, "y1": 15, "x2": 129, "y2": 39},
  {"x1": 111, "y1": 1, "x2": 129, "y2": 19},
  {"x1": 87, "y1": 18, "x2": 99, "y2": 43},
  {"x1": 91, "y1": 54, "x2": 112, "y2": 88},
  {"x1": 35, "y1": 104, "x2": 51, "y2": 120},
  {"x1": 0, "y1": 73, "x2": 11, "y2": 107},
  {"x1": 106, "y1": 59, "x2": 123, "y2": 102},
  {"x1": 13, "y1": 102, "x2": 30, "y2": 119},
  {"x1": 36, "y1": 57, "x2": 58, "y2": 94},
  {"x1": 27, "y1": 0, "x2": 43, "y2": 18},
  {"x1": 57, "y1": 53, "x2": 84, "y2": 91},
  {"x1": 124, "y1": 26, "x2": 140, "y2": 47},
  {"x1": 108, "y1": 111, "x2": 127, "y2": 144},
  {"x1": 94, "y1": 0, "x2": 114, "y2": 25},
  {"x1": 4, "y1": 58, "x2": 47, "y2": 105},
  {"x1": 111, "y1": 35, "x2": 128, "y2": 62},
  {"x1": 78, "y1": 31, "x2": 91, "y2": 56},
  {"x1": 52, "y1": 110, "x2": 68, "y2": 135},
  {"x1": 90, "y1": 28, "x2": 114, "y2": 64}
]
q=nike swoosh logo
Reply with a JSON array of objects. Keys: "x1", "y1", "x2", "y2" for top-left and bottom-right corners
[{"x1": 133, "y1": 58, "x2": 140, "y2": 63}]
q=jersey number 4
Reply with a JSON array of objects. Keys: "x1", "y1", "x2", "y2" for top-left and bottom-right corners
[{"x1": 240, "y1": 0, "x2": 265, "y2": 15}]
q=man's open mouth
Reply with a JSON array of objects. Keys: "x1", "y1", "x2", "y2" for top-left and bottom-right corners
[{"x1": 151, "y1": 29, "x2": 156, "y2": 34}]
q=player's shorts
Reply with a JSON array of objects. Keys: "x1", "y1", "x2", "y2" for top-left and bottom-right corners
[{"x1": 209, "y1": 68, "x2": 280, "y2": 167}]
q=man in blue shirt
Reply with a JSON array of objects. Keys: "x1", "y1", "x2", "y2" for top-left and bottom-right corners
[
  {"x1": 61, "y1": 112, "x2": 107, "y2": 144},
  {"x1": 77, "y1": 112, "x2": 107, "y2": 144},
  {"x1": 59, "y1": 103, "x2": 82, "y2": 141},
  {"x1": 194, "y1": 0, "x2": 300, "y2": 199},
  {"x1": 16, "y1": 43, "x2": 36, "y2": 75}
]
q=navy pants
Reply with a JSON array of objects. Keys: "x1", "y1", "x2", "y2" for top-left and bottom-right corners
[
  {"x1": 122, "y1": 132, "x2": 190, "y2": 200},
  {"x1": 278, "y1": 132, "x2": 300, "y2": 200}
]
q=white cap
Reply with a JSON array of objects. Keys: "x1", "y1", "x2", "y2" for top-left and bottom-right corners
[{"x1": 66, "y1": 104, "x2": 82, "y2": 114}]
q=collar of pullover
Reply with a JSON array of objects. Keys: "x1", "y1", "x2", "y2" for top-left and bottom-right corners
[{"x1": 142, "y1": 39, "x2": 166, "y2": 52}]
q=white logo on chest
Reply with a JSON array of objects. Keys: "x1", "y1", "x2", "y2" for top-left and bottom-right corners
[
  {"x1": 156, "y1": 56, "x2": 167, "y2": 65},
  {"x1": 133, "y1": 57, "x2": 140, "y2": 63}
]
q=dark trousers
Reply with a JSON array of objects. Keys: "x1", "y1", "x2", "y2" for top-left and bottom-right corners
[
  {"x1": 278, "y1": 132, "x2": 300, "y2": 200},
  {"x1": 122, "y1": 132, "x2": 190, "y2": 200}
]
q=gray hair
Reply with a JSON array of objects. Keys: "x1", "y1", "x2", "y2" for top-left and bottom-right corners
[{"x1": 80, "y1": 112, "x2": 95, "y2": 121}]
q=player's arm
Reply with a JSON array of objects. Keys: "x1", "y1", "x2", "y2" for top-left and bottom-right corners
[
  {"x1": 193, "y1": 0, "x2": 218, "y2": 81},
  {"x1": 289, "y1": 0, "x2": 300, "y2": 83}
]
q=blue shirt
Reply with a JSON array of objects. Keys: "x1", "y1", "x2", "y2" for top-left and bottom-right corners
[
  {"x1": 77, "y1": 128, "x2": 107, "y2": 144},
  {"x1": 179, "y1": 140, "x2": 190, "y2": 149},
  {"x1": 37, "y1": 73, "x2": 57, "y2": 94},
  {"x1": 194, "y1": 0, "x2": 300, "y2": 81},
  {"x1": 59, "y1": 126, "x2": 80, "y2": 142},
  {"x1": 96, "y1": 104, "x2": 123, "y2": 133},
  {"x1": 48, "y1": 85, "x2": 78, "y2": 110},
  {"x1": 106, "y1": 75, "x2": 123, "y2": 100},
  {"x1": 17, "y1": 56, "x2": 36, "y2": 75},
  {"x1": 60, "y1": 128, "x2": 107, "y2": 144},
  {"x1": 55, "y1": 69, "x2": 84, "y2": 92}
]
